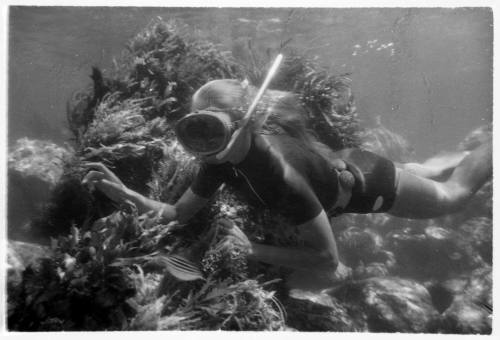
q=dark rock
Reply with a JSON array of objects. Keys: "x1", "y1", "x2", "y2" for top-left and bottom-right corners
[
  {"x1": 427, "y1": 267, "x2": 491, "y2": 334},
  {"x1": 29, "y1": 174, "x2": 101, "y2": 240},
  {"x1": 284, "y1": 289, "x2": 362, "y2": 331},
  {"x1": 426, "y1": 282, "x2": 455, "y2": 313},
  {"x1": 8, "y1": 138, "x2": 71, "y2": 240},
  {"x1": 329, "y1": 277, "x2": 439, "y2": 333}
]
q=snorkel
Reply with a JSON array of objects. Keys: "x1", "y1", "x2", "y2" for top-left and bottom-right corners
[{"x1": 215, "y1": 54, "x2": 284, "y2": 162}]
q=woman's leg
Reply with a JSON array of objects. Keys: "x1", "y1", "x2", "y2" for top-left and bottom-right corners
[
  {"x1": 388, "y1": 139, "x2": 492, "y2": 219},
  {"x1": 397, "y1": 150, "x2": 470, "y2": 180}
]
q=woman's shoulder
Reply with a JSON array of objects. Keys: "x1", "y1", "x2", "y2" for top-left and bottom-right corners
[
  {"x1": 252, "y1": 134, "x2": 315, "y2": 178},
  {"x1": 254, "y1": 133, "x2": 302, "y2": 153}
]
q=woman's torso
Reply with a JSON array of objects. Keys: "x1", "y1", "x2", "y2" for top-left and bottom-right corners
[{"x1": 191, "y1": 134, "x2": 340, "y2": 225}]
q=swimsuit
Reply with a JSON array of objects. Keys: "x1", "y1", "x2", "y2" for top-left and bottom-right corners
[
  {"x1": 334, "y1": 148, "x2": 397, "y2": 214},
  {"x1": 191, "y1": 134, "x2": 397, "y2": 225}
]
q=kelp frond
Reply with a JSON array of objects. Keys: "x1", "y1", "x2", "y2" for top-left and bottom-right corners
[
  {"x1": 154, "y1": 278, "x2": 285, "y2": 331},
  {"x1": 279, "y1": 55, "x2": 361, "y2": 149},
  {"x1": 110, "y1": 18, "x2": 245, "y2": 121}
]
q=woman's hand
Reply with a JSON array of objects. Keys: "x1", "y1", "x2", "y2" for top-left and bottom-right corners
[
  {"x1": 81, "y1": 162, "x2": 129, "y2": 203},
  {"x1": 331, "y1": 261, "x2": 352, "y2": 282},
  {"x1": 287, "y1": 261, "x2": 353, "y2": 291}
]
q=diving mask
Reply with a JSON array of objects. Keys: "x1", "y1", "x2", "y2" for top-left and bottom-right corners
[{"x1": 175, "y1": 110, "x2": 243, "y2": 156}]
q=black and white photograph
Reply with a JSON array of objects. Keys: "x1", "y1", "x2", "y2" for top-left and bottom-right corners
[{"x1": 2, "y1": 1, "x2": 496, "y2": 335}]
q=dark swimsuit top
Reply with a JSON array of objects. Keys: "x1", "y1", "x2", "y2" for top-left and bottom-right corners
[{"x1": 191, "y1": 134, "x2": 340, "y2": 225}]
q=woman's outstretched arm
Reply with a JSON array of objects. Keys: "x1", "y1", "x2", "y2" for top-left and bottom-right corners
[
  {"x1": 82, "y1": 162, "x2": 209, "y2": 223},
  {"x1": 126, "y1": 187, "x2": 209, "y2": 223},
  {"x1": 244, "y1": 210, "x2": 351, "y2": 284},
  {"x1": 249, "y1": 210, "x2": 339, "y2": 271}
]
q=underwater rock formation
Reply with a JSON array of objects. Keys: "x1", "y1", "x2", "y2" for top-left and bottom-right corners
[
  {"x1": 461, "y1": 217, "x2": 493, "y2": 261},
  {"x1": 438, "y1": 296, "x2": 492, "y2": 334},
  {"x1": 335, "y1": 226, "x2": 396, "y2": 279},
  {"x1": 8, "y1": 138, "x2": 72, "y2": 241},
  {"x1": 330, "y1": 277, "x2": 439, "y2": 333},
  {"x1": 8, "y1": 138, "x2": 70, "y2": 184},
  {"x1": 285, "y1": 290, "x2": 360, "y2": 331},
  {"x1": 7, "y1": 241, "x2": 52, "y2": 288},
  {"x1": 436, "y1": 267, "x2": 492, "y2": 334},
  {"x1": 385, "y1": 224, "x2": 484, "y2": 280}
]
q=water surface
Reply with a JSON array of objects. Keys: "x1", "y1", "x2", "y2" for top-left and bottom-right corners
[{"x1": 9, "y1": 7, "x2": 492, "y2": 158}]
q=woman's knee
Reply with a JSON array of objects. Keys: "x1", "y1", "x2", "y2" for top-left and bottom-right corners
[
  {"x1": 441, "y1": 181, "x2": 476, "y2": 209},
  {"x1": 429, "y1": 178, "x2": 472, "y2": 210}
]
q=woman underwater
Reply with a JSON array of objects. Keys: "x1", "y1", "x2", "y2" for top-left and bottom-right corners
[{"x1": 82, "y1": 79, "x2": 492, "y2": 287}]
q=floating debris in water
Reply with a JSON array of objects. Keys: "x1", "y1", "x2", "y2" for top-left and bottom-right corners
[
  {"x1": 352, "y1": 40, "x2": 395, "y2": 57},
  {"x1": 448, "y1": 252, "x2": 463, "y2": 260},
  {"x1": 267, "y1": 18, "x2": 281, "y2": 23}
]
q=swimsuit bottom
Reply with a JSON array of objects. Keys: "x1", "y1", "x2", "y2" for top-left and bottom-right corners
[{"x1": 331, "y1": 148, "x2": 397, "y2": 215}]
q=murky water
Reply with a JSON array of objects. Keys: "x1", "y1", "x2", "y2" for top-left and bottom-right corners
[{"x1": 8, "y1": 7, "x2": 492, "y2": 159}]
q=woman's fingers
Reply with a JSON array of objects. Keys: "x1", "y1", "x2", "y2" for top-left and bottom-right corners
[
  {"x1": 81, "y1": 162, "x2": 109, "y2": 172},
  {"x1": 82, "y1": 170, "x2": 105, "y2": 185},
  {"x1": 332, "y1": 262, "x2": 352, "y2": 282},
  {"x1": 82, "y1": 168, "x2": 127, "y2": 203},
  {"x1": 81, "y1": 162, "x2": 124, "y2": 186}
]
